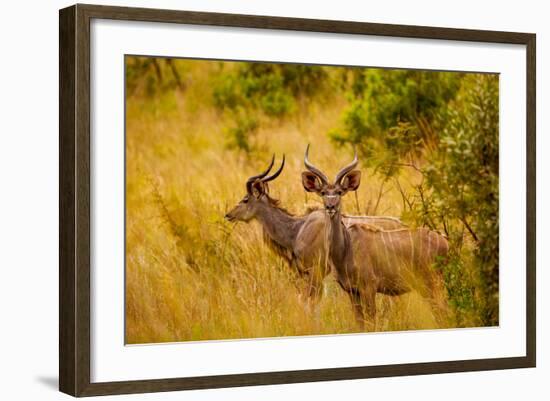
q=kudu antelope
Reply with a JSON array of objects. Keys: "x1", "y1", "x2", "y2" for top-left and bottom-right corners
[
  {"x1": 301, "y1": 146, "x2": 449, "y2": 328},
  {"x1": 224, "y1": 155, "x2": 404, "y2": 305}
]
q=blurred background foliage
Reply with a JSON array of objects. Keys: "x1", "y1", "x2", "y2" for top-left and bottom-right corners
[
  {"x1": 125, "y1": 56, "x2": 499, "y2": 343},
  {"x1": 333, "y1": 71, "x2": 499, "y2": 325},
  {"x1": 212, "y1": 63, "x2": 330, "y2": 151}
]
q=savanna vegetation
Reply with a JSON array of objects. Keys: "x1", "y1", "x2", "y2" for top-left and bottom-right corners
[{"x1": 125, "y1": 56, "x2": 499, "y2": 344}]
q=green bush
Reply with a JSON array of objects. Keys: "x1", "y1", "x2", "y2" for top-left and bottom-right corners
[
  {"x1": 330, "y1": 69, "x2": 463, "y2": 171},
  {"x1": 421, "y1": 74, "x2": 499, "y2": 324},
  {"x1": 225, "y1": 110, "x2": 259, "y2": 153},
  {"x1": 213, "y1": 63, "x2": 330, "y2": 152},
  {"x1": 331, "y1": 69, "x2": 499, "y2": 326}
]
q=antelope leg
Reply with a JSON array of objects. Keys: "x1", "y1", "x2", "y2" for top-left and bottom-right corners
[{"x1": 348, "y1": 287, "x2": 376, "y2": 332}]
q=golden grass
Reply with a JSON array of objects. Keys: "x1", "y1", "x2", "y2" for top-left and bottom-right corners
[{"x1": 125, "y1": 59, "x2": 458, "y2": 344}]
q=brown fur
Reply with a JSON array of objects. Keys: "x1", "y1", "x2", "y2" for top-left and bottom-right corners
[
  {"x1": 226, "y1": 194, "x2": 406, "y2": 305},
  {"x1": 301, "y1": 150, "x2": 448, "y2": 328}
]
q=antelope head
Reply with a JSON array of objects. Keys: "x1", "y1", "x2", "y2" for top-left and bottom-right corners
[
  {"x1": 225, "y1": 155, "x2": 286, "y2": 222},
  {"x1": 301, "y1": 145, "x2": 361, "y2": 219}
]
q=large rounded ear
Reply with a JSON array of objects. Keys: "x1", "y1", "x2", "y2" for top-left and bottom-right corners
[
  {"x1": 251, "y1": 180, "x2": 266, "y2": 198},
  {"x1": 341, "y1": 170, "x2": 361, "y2": 193},
  {"x1": 301, "y1": 172, "x2": 323, "y2": 193}
]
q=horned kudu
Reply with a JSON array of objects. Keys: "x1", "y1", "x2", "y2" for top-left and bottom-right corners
[
  {"x1": 301, "y1": 146, "x2": 449, "y2": 329},
  {"x1": 224, "y1": 155, "x2": 404, "y2": 306}
]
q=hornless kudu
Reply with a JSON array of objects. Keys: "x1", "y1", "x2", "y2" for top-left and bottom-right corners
[
  {"x1": 301, "y1": 146, "x2": 449, "y2": 328},
  {"x1": 224, "y1": 155, "x2": 404, "y2": 305}
]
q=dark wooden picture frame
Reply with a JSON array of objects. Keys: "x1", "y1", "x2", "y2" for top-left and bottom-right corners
[{"x1": 59, "y1": 3, "x2": 536, "y2": 397}]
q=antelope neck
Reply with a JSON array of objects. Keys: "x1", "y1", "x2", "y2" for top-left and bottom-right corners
[
  {"x1": 325, "y1": 210, "x2": 350, "y2": 268},
  {"x1": 254, "y1": 201, "x2": 299, "y2": 250}
]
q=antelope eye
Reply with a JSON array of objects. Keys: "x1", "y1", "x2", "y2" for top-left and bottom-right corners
[
  {"x1": 336, "y1": 190, "x2": 343, "y2": 195},
  {"x1": 320, "y1": 190, "x2": 326, "y2": 196},
  {"x1": 242, "y1": 196, "x2": 249, "y2": 203}
]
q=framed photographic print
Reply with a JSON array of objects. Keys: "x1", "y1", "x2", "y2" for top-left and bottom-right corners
[{"x1": 59, "y1": 3, "x2": 536, "y2": 397}]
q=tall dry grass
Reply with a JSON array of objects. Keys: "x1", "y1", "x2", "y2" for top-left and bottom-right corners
[{"x1": 125, "y1": 59, "x2": 459, "y2": 344}]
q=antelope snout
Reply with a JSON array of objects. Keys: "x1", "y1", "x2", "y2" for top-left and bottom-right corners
[
  {"x1": 224, "y1": 212, "x2": 235, "y2": 221},
  {"x1": 326, "y1": 207, "x2": 337, "y2": 217},
  {"x1": 324, "y1": 195, "x2": 339, "y2": 217}
]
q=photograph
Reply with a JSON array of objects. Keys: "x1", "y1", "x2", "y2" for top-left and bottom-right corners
[{"x1": 124, "y1": 56, "x2": 499, "y2": 344}]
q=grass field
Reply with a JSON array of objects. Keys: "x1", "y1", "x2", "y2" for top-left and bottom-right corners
[{"x1": 125, "y1": 58, "x2": 482, "y2": 344}]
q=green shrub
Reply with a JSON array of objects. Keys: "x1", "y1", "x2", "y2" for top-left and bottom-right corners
[
  {"x1": 331, "y1": 69, "x2": 499, "y2": 326},
  {"x1": 213, "y1": 63, "x2": 330, "y2": 152},
  {"x1": 330, "y1": 69, "x2": 463, "y2": 170},
  {"x1": 421, "y1": 74, "x2": 499, "y2": 324}
]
